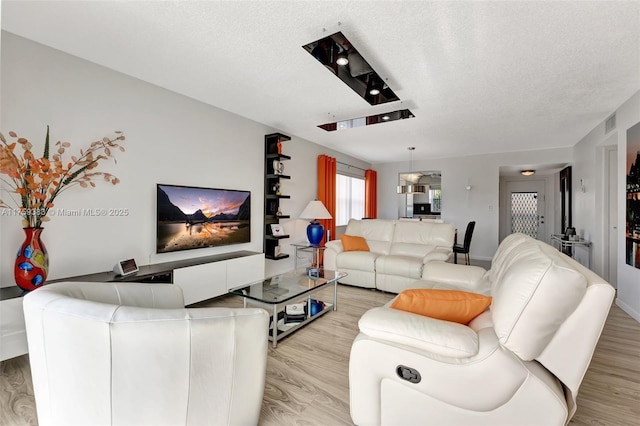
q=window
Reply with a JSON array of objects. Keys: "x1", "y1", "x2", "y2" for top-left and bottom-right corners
[
  {"x1": 336, "y1": 174, "x2": 365, "y2": 226},
  {"x1": 429, "y1": 189, "x2": 442, "y2": 212}
]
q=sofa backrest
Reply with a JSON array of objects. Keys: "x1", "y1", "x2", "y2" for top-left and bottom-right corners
[
  {"x1": 390, "y1": 221, "x2": 455, "y2": 257},
  {"x1": 488, "y1": 233, "x2": 529, "y2": 293},
  {"x1": 489, "y1": 235, "x2": 614, "y2": 418},
  {"x1": 534, "y1": 241, "x2": 614, "y2": 417},
  {"x1": 23, "y1": 282, "x2": 269, "y2": 426},
  {"x1": 491, "y1": 238, "x2": 588, "y2": 360},
  {"x1": 345, "y1": 219, "x2": 396, "y2": 254}
]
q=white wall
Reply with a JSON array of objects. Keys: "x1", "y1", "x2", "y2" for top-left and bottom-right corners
[
  {"x1": 0, "y1": 32, "x2": 370, "y2": 287},
  {"x1": 377, "y1": 147, "x2": 573, "y2": 260},
  {"x1": 572, "y1": 90, "x2": 640, "y2": 322}
]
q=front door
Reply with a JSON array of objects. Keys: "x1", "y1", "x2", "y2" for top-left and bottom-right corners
[{"x1": 506, "y1": 180, "x2": 547, "y2": 241}]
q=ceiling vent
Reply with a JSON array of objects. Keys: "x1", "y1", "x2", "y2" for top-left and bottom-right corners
[{"x1": 605, "y1": 113, "x2": 616, "y2": 134}]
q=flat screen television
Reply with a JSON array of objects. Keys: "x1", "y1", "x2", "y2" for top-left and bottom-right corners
[{"x1": 156, "y1": 184, "x2": 251, "y2": 254}]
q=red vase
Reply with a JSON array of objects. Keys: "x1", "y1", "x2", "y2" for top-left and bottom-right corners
[{"x1": 14, "y1": 227, "x2": 49, "y2": 291}]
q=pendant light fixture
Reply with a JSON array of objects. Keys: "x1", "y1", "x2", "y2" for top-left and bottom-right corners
[{"x1": 397, "y1": 147, "x2": 426, "y2": 194}]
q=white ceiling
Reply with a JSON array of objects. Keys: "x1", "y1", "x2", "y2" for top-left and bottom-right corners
[{"x1": 2, "y1": 1, "x2": 639, "y2": 164}]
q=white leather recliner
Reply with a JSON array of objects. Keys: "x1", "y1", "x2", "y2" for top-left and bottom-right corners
[
  {"x1": 349, "y1": 234, "x2": 615, "y2": 425},
  {"x1": 23, "y1": 281, "x2": 269, "y2": 426}
]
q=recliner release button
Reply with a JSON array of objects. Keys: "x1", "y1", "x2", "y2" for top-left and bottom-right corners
[{"x1": 396, "y1": 365, "x2": 421, "y2": 384}]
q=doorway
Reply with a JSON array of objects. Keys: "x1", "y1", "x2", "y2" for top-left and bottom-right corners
[
  {"x1": 560, "y1": 166, "x2": 572, "y2": 233},
  {"x1": 604, "y1": 145, "x2": 618, "y2": 288},
  {"x1": 502, "y1": 180, "x2": 547, "y2": 242}
]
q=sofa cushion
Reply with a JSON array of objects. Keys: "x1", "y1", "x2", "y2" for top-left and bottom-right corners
[
  {"x1": 375, "y1": 255, "x2": 423, "y2": 279},
  {"x1": 344, "y1": 219, "x2": 395, "y2": 255},
  {"x1": 390, "y1": 221, "x2": 455, "y2": 258},
  {"x1": 491, "y1": 240, "x2": 588, "y2": 360},
  {"x1": 391, "y1": 289, "x2": 492, "y2": 324},
  {"x1": 336, "y1": 251, "x2": 380, "y2": 272},
  {"x1": 340, "y1": 235, "x2": 370, "y2": 252}
]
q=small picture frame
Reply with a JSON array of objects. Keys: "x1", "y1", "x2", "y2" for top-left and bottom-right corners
[{"x1": 270, "y1": 224, "x2": 285, "y2": 236}]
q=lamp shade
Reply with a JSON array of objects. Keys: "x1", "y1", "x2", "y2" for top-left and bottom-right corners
[
  {"x1": 299, "y1": 200, "x2": 332, "y2": 246},
  {"x1": 299, "y1": 200, "x2": 332, "y2": 220},
  {"x1": 396, "y1": 184, "x2": 427, "y2": 194},
  {"x1": 397, "y1": 147, "x2": 426, "y2": 194}
]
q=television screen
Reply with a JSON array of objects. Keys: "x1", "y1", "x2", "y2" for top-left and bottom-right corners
[{"x1": 156, "y1": 184, "x2": 250, "y2": 253}]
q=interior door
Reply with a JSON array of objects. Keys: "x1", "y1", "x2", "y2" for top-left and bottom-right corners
[
  {"x1": 506, "y1": 180, "x2": 547, "y2": 241},
  {"x1": 608, "y1": 148, "x2": 618, "y2": 287}
]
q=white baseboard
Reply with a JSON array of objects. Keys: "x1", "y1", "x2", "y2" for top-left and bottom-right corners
[{"x1": 616, "y1": 298, "x2": 640, "y2": 324}]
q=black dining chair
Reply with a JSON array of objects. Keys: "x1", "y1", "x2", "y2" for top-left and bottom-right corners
[{"x1": 454, "y1": 221, "x2": 476, "y2": 265}]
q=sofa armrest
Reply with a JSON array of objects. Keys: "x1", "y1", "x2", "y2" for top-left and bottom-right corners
[
  {"x1": 423, "y1": 247, "x2": 453, "y2": 263},
  {"x1": 421, "y1": 262, "x2": 490, "y2": 294},
  {"x1": 358, "y1": 307, "x2": 479, "y2": 358},
  {"x1": 323, "y1": 240, "x2": 344, "y2": 271},
  {"x1": 325, "y1": 240, "x2": 344, "y2": 253}
]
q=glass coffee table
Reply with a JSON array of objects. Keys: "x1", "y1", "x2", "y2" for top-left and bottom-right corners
[{"x1": 229, "y1": 268, "x2": 347, "y2": 347}]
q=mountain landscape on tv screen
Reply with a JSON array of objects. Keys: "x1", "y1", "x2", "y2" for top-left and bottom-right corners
[{"x1": 156, "y1": 186, "x2": 251, "y2": 253}]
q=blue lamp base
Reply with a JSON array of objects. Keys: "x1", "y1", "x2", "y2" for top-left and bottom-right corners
[{"x1": 306, "y1": 221, "x2": 325, "y2": 246}]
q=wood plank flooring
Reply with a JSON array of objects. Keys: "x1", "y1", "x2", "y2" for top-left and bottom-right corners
[{"x1": 1, "y1": 284, "x2": 639, "y2": 426}]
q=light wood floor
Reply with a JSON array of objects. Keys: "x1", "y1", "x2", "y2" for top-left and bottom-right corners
[{"x1": 1, "y1": 284, "x2": 639, "y2": 426}]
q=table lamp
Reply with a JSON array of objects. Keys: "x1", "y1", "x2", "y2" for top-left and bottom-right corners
[{"x1": 299, "y1": 200, "x2": 332, "y2": 246}]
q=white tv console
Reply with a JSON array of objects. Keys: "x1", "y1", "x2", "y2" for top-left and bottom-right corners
[{"x1": 0, "y1": 251, "x2": 265, "y2": 361}]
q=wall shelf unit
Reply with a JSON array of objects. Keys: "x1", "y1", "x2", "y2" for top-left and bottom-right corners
[{"x1": 264, "y1": 133, "x2": 291, "y2": 260}]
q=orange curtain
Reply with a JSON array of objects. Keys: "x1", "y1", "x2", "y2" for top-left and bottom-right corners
[
  {"x1": 365, "y1": 169, "x2": 378, "y2": 219},
  {"x1": 318, "y1": 154, "x2": 336, "y2": 244}
]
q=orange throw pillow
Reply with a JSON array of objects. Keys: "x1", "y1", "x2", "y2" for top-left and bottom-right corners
[
  {"x1": 391, "y1": 289, "x2": 492, "y2": 324},
  {"x1": 340, "y1": 234, "x2": 370, "y2": 252}
]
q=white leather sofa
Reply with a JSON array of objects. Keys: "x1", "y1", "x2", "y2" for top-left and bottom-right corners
[
  {"x1": 324, "y1": 219, "x2": 456, "y2": 293},
  {"x1": 23, "y1": 281, "x2": 269, "y2": 426},
  {"x1": 349, "y1": 233, "x2": 615, "y2": 425}
]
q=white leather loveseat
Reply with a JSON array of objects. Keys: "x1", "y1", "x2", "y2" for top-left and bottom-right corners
[
  {"x1": 324, "y1": 219, "x2": 455, "y2": 293},
  {"x1": 349, "y1": 233, "x2": 615, "y2": 425}
]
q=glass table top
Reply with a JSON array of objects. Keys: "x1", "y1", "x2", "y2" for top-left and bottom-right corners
[
  {"x1": 229, "y1": 268, "x2": 346, "y2": 304},
  {"x1": 290, "y1": 242, "x2": 326, "y2": 249}
]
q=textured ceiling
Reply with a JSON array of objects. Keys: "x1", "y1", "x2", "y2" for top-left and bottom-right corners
[{"x1": 2, "y1": 1, "x2": 639, "y2": 164}]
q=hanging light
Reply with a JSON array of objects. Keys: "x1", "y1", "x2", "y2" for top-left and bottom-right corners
[{"x1": 397, "y1": 147, "x2": 426, "y2": 194}]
